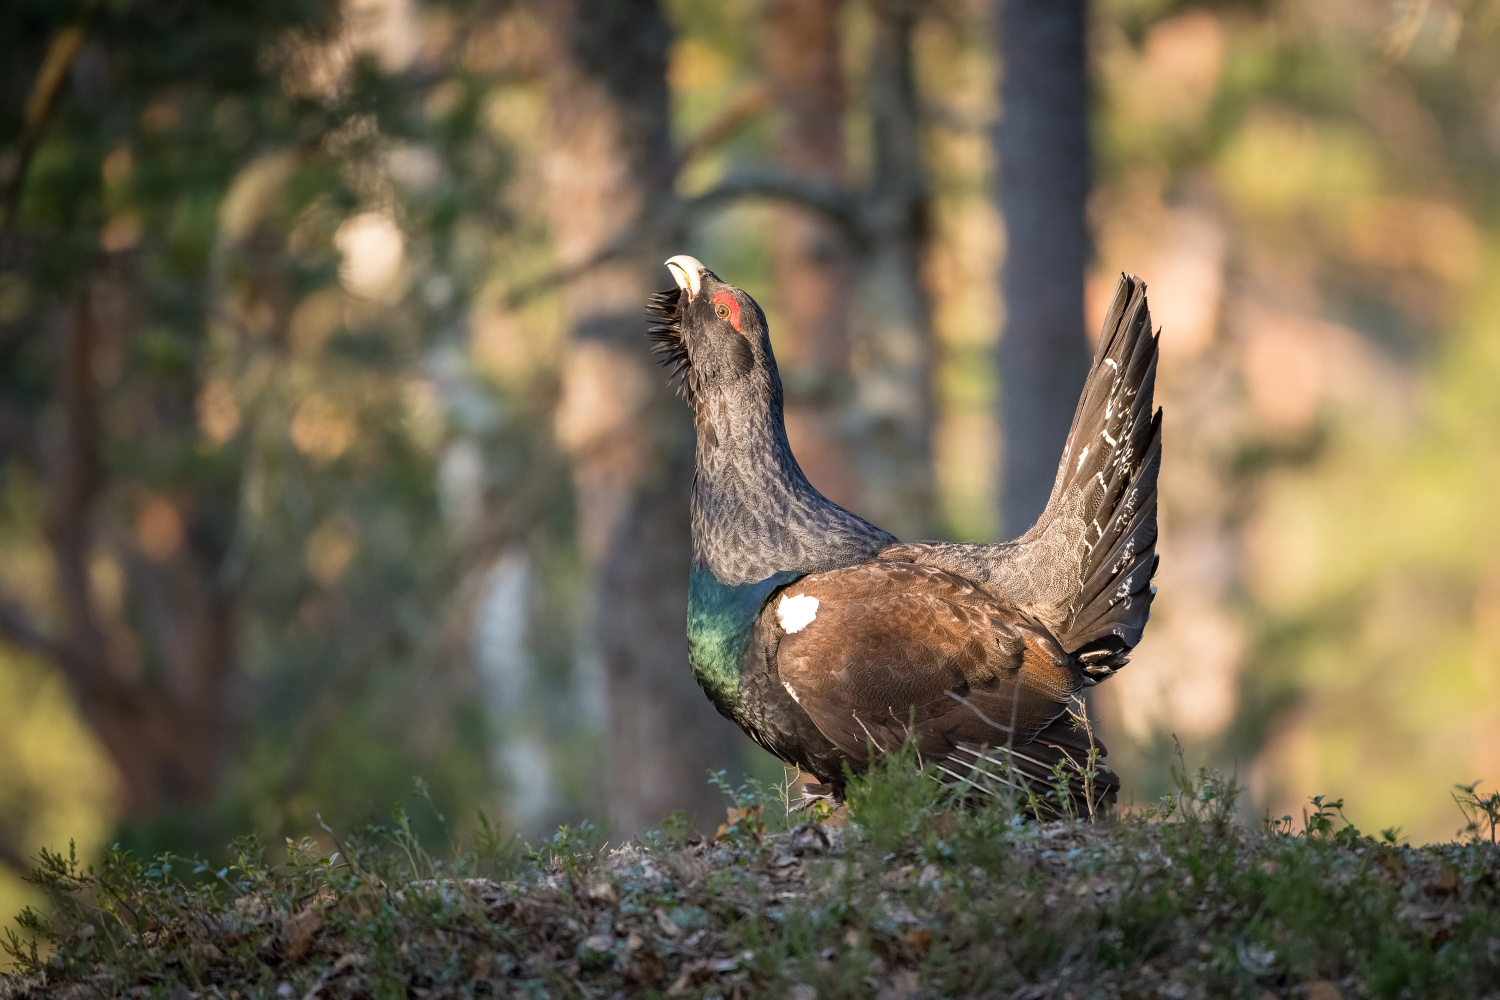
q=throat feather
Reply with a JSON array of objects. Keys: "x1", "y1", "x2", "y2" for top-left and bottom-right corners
[{"x1": 686, "y1": 567, "x2": 801, "y2": 709}]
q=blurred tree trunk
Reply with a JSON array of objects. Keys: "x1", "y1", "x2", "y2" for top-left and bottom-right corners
[
  {"x1": 762, "y1": 0, "x2": 862, "y2": 512},
  {"x1": 858, "y1": 0, "x2": 935, "y2": 540},
  {"x1": 995, "y1": 0, "x2": 1093, "y2": 535},
  {"x1": 540, "y1": 0, "x2": 740, "y2": 836},
  {"x1": 0, "y1": 264, "x2": 238, "y2": 820}
]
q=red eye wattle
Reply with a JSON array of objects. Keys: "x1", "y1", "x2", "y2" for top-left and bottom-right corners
[{"x1": 711, "y1": 291, "x2": 742, "y2": 331}]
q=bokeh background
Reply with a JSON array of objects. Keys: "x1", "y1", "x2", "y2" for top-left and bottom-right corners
[{"x1": 3, "y1": 0, "x2": 1500, "y2": 930}]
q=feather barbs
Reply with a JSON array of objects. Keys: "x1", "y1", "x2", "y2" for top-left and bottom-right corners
[{"x1": 645, "y1": 287, "x2": 694, "y2": 400}]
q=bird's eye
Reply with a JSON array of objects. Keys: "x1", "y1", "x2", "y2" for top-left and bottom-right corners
[{"x1": 710, "y1": 290, "x2": 743, "y2": 331}]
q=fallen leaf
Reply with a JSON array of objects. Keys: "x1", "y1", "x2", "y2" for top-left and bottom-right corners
[
  {"x1": 667, "y1": 957, "x2": 723, "y2": 995},
  {"x1": 876, "y1": 969, "x2": 920, "y2": 1000},
  {"x1": 279, "y1": 908, "x2": 323, "y2": 962},
  {"x1": 788, "y1": 822, "x2": 831, "y2": 855},
  {"x1": 656, "y1": 908, "x2": 682, "y2": 938},
  {"x1": 190, "y1": 941, "x2": 224, "y2": 961},
  {"x1": 623, "y1": 950, "x2": 666, "y2": 987},
  {"x1": 715, "y1": 805, "x2": 764, "y2": 844},
  {"x1": 1427, "y1": 869, "x2": 1459, "y2": 896},
  {"x1": 674, "y1": 850, "x2": 707, "y2": 886},
  {"x1": 585, "y1": 880, "x2": 617, "y2": 904}
]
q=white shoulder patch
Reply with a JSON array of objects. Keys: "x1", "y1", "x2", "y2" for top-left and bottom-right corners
[
  {"x1": 777, "y1": 593, "x2": 820, "y2": 634},
  {"x1": 782, "y1": 681, "x2": 801, "y2": 704}
]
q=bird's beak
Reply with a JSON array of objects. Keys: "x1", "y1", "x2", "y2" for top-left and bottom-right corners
[{"x1": 664, "y1": 254, "x2": 705, "y2": 301}]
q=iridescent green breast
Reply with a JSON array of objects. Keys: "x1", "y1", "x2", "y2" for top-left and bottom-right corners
[{"x1": 687, "y1": 567, "x2": 802, "y2": 709}]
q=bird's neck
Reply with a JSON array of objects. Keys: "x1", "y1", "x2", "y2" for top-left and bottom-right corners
[{"x1": 689, "y1": 383, "x2": 893, "y2": 586}]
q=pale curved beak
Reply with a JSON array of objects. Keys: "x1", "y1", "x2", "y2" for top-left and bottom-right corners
[{"x1": 664, "y1": 254, "x2": 705, "y2": 300}]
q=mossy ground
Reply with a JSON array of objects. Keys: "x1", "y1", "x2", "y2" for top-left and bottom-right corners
[{"x1": 4, "y1": 753, "x2": 1500, "y2": 999}]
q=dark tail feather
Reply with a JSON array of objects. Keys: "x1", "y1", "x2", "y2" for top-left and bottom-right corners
[
  {"x1": 1046, "y1": 274, "x2": 1161, "y2": 669},
  {"x1": 1068, "y1": 417, "x2": 1160, "y2": 661}
]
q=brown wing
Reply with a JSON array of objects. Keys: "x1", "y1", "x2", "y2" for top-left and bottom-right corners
[{"x1": 773, "y1": 561, "x2": 1092, "y2": 778}]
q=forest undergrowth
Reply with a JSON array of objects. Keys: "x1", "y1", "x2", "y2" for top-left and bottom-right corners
[{"x1": 3, "y1": 746, "x2": 1500, "y2": 1000}]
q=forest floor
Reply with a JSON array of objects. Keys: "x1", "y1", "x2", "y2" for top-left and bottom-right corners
[{"x1": 3, "y1": 752, "x2": 1500, "y2": 1000}]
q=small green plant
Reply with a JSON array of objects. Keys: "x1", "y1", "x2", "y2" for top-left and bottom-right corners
[
  {"x1": 1304, "y1": 794, "x2": 1349, "y2": 838},
  {"x1": 387, "y1": 803, "x2": 441, "y2": 879},
  {"x1": 1062, "y1": 696, "x2": 1107, "y2": 821},
  {"x1": 464, "y1": 808, "x2": 526, "y2": 877},
  {"x1": 708, "y1": 765, "x2": 833, "y2": 842},
  {"x1": 525, "y1": 820, "x2": 604, "y2": 877},
  {"x1": 1264, "y1": 810, "x2": 1296, "y2": 835},
  {"x1": 1453, "y1": 781, "x2": 1500, "y2": 844},
  {"x1": 843, "y1": 740, "x2": 953, "y2": 858},
  {"x1": 641, "y1": 809, "x2": 693, "y2": 851},
  {"x1": 1155, "y1": 735, "x2": 1242, "y2": 837}
]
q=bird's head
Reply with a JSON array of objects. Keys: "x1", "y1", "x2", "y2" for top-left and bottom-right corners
[{"x1": 646, "y1": 254, "x2": 776, "y2": 402}]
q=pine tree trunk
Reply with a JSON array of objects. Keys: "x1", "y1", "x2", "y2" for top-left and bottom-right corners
[
  {"x1": 762, "y1": 0, "x2": 862, "y2": 513},
  {"x1": 540, "y1": 0, "x2": 741, "y2": 836},
  {"x1": 858, "y1": 0, "x2": 935, "y2": 541},
  {"x1": 995, "y1": 0, "x2": 1093, "y2": 536}
]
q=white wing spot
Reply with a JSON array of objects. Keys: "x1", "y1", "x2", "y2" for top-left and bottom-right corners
[
  {"x1": 782, "y1": 681, "x2": 802, "y2": 704},
  {"x1": 777, "y1": 593, "x2": 820, "y2": 634},
  {"x1": 1076, "y1": 445, "x2": 1090, "y2": 471}
]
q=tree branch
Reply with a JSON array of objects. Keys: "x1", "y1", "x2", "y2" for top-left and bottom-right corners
[
  {"x1": 41, "y1": 288, "x2": 134, "y2": 707},
  {"x1": 499, "y1": 168, "x2": 867, "y2": 310},
  {"x1": 501, "y1": 232, "x2": 640, "y2": 310},
  {"x1": 493, "y1": 82, "x2": 845, "y2": 311},
  {"x1": 0, "y1": 396, "x2": 43, "y2": 472},
  {"x1": 0, "y1": 822, "x2": 31, "y2": 876},
  {"x1": 0, "y1": 584, "x2": 138, "y2": 712},
  {"x1": 0, "y1": 591, "x2": 66, "y2": 665},
  {"x1": 684, "y1": 169, "x2": 866, "y2": 244},
  {"x1": 671, "y1": 83, "x2": 771, "y2": 177},
  {"x1": 0, "y1": 22, "x2": 88, "y2": 230},
  {"x1": 500, "y1": 130, "x2": 865, "y2": 311}
]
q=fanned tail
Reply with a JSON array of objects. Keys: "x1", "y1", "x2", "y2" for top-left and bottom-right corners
[{"x1": 1045, "y1": 274, "x2": 1162, "y2": 677}]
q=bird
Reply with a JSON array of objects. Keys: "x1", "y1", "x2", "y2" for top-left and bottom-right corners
[{"x1": 647, "y1": 254, "x2": 1160, "y2": 813}]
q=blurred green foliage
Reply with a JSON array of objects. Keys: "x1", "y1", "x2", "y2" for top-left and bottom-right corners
[
  {"x1": 1086, "y1": 0, "x2": 1500, "y2": 843},
  {"x1": 0, "y1": 0, "x2": 584, "y2": 921}
]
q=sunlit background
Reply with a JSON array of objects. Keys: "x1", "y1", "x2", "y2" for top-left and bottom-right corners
[{"x1": 3, "y1": 0, "x2": 1499, "y2": 935}]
